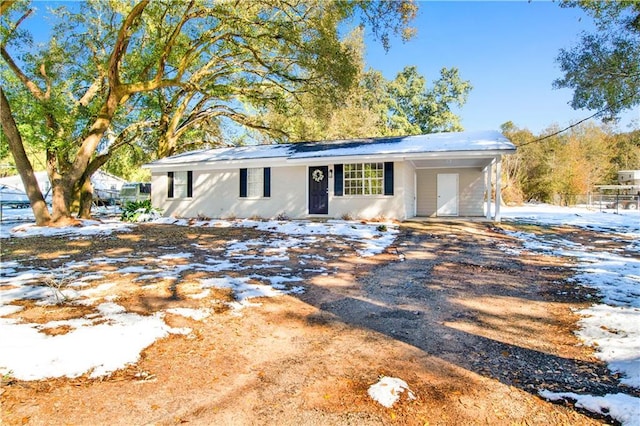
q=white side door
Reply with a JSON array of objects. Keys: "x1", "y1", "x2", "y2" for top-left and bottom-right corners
[{"x1": 437, "y1": 173, "x2": 459, "y2": 216}]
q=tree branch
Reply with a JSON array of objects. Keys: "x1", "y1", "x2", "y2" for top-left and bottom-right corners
[
  {"x1": 1, "y1": 4, "x2": 32, "y2": 42},
  {"x1": 0, "y1": 46, "x2": 47, "y2": 101},
  {"x1": 108, "y1": 0, "x2": 149, "y2": 91}
]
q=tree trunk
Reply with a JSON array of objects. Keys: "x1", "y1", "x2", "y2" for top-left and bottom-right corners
[
  {"x1": 78, "y1": 153, "x2": 113, "y2": 219},
  {"x1": 157, "y1": 133, "x2": 178, "y2": 159},
  {"x1": 78, "y1": 177, "x2": 94, "y2": 219},
  {"x1": 45, "y1": 148, "x2": 76, "y2": 224},
  {"x1": 0, "y1": 87, "x2": 52, "y2": 226},
  {"x1": 49, "y1": 180, "x2": 77, "y2": 225}
]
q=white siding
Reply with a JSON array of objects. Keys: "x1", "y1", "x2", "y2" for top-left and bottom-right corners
[
  {"x1": 416, "y1": 168, "x2": 484, "y2": 217},
  {"x1": 328, "y1": 161, "x2": 408, "y2": 220},
  {"x1": 153, "y1": 166, "x2": 308, "y2": 219},
  {"x1": 152, "y1": 161, "x2": 488, "y2": 220}
]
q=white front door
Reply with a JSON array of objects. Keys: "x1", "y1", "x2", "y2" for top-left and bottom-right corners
[{"x1": 437, "y1": 173, "x2": 459, "y2": 216}]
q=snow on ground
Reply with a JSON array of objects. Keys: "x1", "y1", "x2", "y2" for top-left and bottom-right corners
[
  {"x1": 0, "y1": 212, "x2": 398, "y2": 381},
  {"x1": 0, "y1": 303, "x2": 191, "y2": 380},
  {"x1": 153, "y1": 217, "x2": 398, "y2": 257},
  {"x1": 367, "y1": 376, "x2": 416, "y2": 408},
  {"x1": 6, "y1": 218, "x2": 133, "y2": 238},
  {"x1": 1, "y1": 205, "x2": 638, "y2": 424},
  {"x1": 539, "y1": 390, "x2": 640, "y2": 426},
  {"x1": 502, "y1": 203, "x2": 640, "y2": 235},
  {"x1": 502, "y1": 205, "x2": 640, "y2": 425}
]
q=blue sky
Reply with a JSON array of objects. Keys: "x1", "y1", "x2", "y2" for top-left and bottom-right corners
[
  {"x1": 18, "y1": 1, "x2": 639, "y2": 135},
  {"x1": 364, "y1": 1, "x2": 639, "y2": 134}
]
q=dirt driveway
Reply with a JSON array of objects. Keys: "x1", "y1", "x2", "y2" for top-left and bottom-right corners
[{"x1": 0, "y1": 220, "x2": 630, "y2": 425}]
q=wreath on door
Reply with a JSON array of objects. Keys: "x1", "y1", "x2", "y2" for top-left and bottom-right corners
[{"x1": 312, "y1": 169, "x2": 324, "y2": 182}]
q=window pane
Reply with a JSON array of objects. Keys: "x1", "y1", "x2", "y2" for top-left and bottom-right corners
[
  {"x1": 174, "y1": 171, "x2": 188, "y2": 198},
  {"x1": 247, "y1": 168, "x2": 263, "y2": 198},
  {"x1": 343, "y1": 163, "x2": 384, "y2": 196}
]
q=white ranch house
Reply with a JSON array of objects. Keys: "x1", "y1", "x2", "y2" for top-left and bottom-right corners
[{"x1": 144, "y1": 130, "x2": 515, "y2": 221}]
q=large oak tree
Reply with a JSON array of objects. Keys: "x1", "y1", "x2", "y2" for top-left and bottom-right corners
[
  {"x1": 0, "y1": 0, "x2": 416, "y2": 225},
  {"x1": 556, "y1": 1, "x2": 640, "y2": 120}
]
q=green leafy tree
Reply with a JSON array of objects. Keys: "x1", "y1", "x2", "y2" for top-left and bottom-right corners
[
  {"x1": 384, "y1": 66, "x2": 472, "y2": 135},
  {"x1": 1, "y1": 0, "x2": 416, "y2": 224},
  {"x1": 260, "y1": 57, "x2": 472, "y2": 141},
  {"x1": 256, "y1": 28, "x2": 390, "y2": 142},
  {"x1": 501, "y1": 122, "x2": 559, "y2": 203},
  {"x1": 555, "y1": 1, "x2": 640, "y2": 119}
]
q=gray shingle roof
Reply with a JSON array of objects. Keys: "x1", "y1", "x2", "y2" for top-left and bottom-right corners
[{"x1": 146, "y1": 130, "x2": 515, "y2": 167}]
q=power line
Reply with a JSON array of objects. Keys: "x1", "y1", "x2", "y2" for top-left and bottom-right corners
[{"x1": 518, "y1": 92, "x2": 639, "y2": 147}]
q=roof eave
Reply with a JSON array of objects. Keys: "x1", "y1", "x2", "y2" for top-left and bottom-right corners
[
  {"x1": 285, "y1": 148, "x2": 516, "y2": 165},
  {"x1": 143, "y1": 156, "x2": 290, "y2": 171}
]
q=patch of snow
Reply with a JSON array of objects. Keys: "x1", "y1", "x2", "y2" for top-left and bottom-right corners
[
  {"x1": 250, "y1": 274, "x2": 303, "y2": 289},
  {"x1": 158, "y1": 252, "x2": 193, "y2": 260},
  {"x1": 6, "y1": 219, "x2": 133, "y2": 239},
  {"x1": 131, "y1": 210, "x2": 163, "y2": 222},
  {"x1": 0, "y1": 303, "x2": 189, "y2": 380},
  {"x1": 368, "y1": 376, "x2": 416, "y2": 408},
  {"x1": 503, "y1": 204, "x2": 640, "y2": 421},
  {"x1": 201, "y1": 276, "x2": 285, "y2": 309},
  {"x1": 0, "y1": 305, "x2": 23, "y2": 316},
  {"x1": 0, "y1": 284, "x2": 57, "y2": 305},
  {"x1": 575, "y1": 305, "x2": 640, "y2": 388},
  {"x1": 166, "y1": 308, "x2": 211, "y2": 321},
  {"x1": 189, "y1": 289, "x2": 211, "y2": 299},
  {"x1": 119, "y1": 266, "x2": 155, "y2": 274},
  {"x1": 539, "y1": 390, "x2": 640, "y2": 426}
]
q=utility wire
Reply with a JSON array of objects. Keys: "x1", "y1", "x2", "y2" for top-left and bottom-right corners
[{"x1": 518, "y1": 91, "x2": 639, "y2": 147}]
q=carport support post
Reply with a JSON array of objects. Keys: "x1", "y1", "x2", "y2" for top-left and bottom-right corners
[
  {"x1": 495, "y1": 156, "x2": 502, "y2": 222},
  {"x1": 485, "y1": 162, "x2": 493, "y2": 220}
]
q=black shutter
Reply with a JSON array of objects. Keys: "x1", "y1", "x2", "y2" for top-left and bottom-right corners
[
  {"x1": 263, "y1": 167, "x2": 271, "y2": 197},
  {"x1": 239, "y1": 168, "x2": 247, "y2": 197},
  {"x1": 334, "y1": 164, "x2": 343, "y2": 196},
  {"x1": 167, "y1": 172, "x2": 174, "y2": 198},
  {"x1": 384, "y1": 162, "x2": 394, "y2": 196},
  {"x1": 187, "y1": 171, "x2": 193, "y2": 197}
]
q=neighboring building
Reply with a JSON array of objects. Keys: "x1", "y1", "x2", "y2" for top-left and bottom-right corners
[
  {"x1": 119, "y1": 182, "x2": 152, "y2": 204},
  {"x1": 617, "y1": 170, "x2": 640, "y2": 185},
  {"x1": 0, "y1": 170, "x2": 127, "y2": 205},
  {"x1": 0, "y1": 184, "x2": 30, "y2": 207},
  {"x1": 595, "y1": 170, "x2": 640, "y2": 210},
  {"x1": 144, "y1": 130, "x2": 516, "y2": 221}
]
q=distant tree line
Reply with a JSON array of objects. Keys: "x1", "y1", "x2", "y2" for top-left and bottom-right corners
[{"x1": 500, "y1": 121, "x2": 640, "y2": 206}]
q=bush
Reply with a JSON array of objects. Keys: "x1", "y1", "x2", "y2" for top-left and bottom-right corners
[
  {"x1": 376, "y1": 224, "x2": 387, "y2": 232},
  {"x1": 120, "y1": 200, "x2": 161, "y2": 222}
]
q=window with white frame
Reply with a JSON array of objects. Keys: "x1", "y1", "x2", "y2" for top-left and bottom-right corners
[
  {"x1": 246, "y1": 168, "x2": 263, "y2": 198},
  {"x1": 344, "y1": 163, "x2": 384, "y2": 195},
  {"x1": 240, "y1": 167, "x2": 270, "y2": 198},
  {"x1": 172, "y1": 171, "x2": 190, "y2": 198}
]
